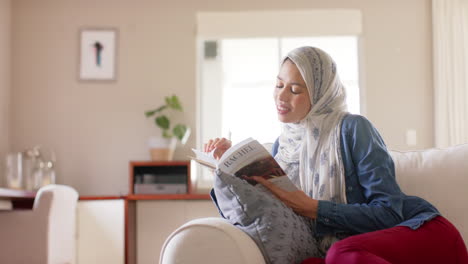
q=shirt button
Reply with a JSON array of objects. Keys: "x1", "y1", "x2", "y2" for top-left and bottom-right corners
[
  {"x1": 325, "y1": 218, "x2": 330, "y2": 223},
  {"x1": 348, "y1": 186, "x2": 353, "y2": 191}
]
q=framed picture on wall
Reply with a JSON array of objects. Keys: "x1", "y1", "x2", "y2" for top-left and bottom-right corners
[{"x1": 79, "y1": 28, "x2": 117, "y2": 81}]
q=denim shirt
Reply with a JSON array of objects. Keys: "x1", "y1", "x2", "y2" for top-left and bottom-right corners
[
  {"x1": 271, "y1": 114, "x2": 439, "y2": 237},
  {"x1": 211, "y1": 114, "x2": 440, "y2": 237}
]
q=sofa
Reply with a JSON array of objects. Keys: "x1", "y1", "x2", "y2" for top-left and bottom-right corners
[{"x1": 160, "y1": 144, "x2": 468, "y2": 263}]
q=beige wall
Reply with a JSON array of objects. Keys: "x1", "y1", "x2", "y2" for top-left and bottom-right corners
[
  {"x1": 11, "y1": 0, "x2": 433, "y2": 195},
  {"x1": 0, "y1": 0, "x2": 11, "y2": 186}
]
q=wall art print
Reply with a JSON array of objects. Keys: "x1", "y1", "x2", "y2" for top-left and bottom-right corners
[{"x1": 79, "y1": 28, "x2": 117, "y2": 81}]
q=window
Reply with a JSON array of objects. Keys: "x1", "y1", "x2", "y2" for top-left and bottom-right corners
[
  {"x1": 195, "y1": 36, "x2": 360, "y2": 191},
  {"x1": 194, "y1": 10, "x2": 363, "y2": 191},
  {"x1": 219, "y1": 36, "x2": 360, "y2": 144}
]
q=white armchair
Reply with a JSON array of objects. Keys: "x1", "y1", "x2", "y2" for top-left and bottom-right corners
[
  {"x1": 0, "y1": 184, "x2": 79, "y2": 264},
  {"x1": 160, "y1": 144, "x2": 468, "y2": 263}
]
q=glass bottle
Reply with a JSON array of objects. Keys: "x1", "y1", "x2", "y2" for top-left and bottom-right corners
[
  {"x1": 22, "y1": 147, "x2": 40, "y2": 191},
  {"x1": 42, "y1": 161, "x2": 56, "y2": 186}
]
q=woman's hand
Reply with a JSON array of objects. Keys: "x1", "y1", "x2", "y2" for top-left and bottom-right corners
[
  {"x1": 203, "y1": 137, "x2": 232, "y2": 160},
  {"x1": 252, "y1": 176, "x2": 318, "y2": 219}
]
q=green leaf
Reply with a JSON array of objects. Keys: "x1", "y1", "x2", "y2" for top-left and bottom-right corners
[
  {"x1": 165, "y1": 95, "x2": 183, "y2": 111},
  {"x1": 145, "y1": 105, "x2": 167, "y2": 117},
  {"x1": 155, "y1": 115, "x2": 170, "y2": 130},
  {"x1": 173, "y1": 124, "x2": 187, "y2": 141}
]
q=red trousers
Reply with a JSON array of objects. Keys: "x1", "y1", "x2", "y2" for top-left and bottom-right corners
[{"x1": 302, "y1": 216, "x2": 468, "y2": 264}]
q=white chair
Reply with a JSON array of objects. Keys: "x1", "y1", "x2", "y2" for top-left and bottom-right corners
[{"x1": 0, "y1": 184, "x2": 79, "y2": 264}]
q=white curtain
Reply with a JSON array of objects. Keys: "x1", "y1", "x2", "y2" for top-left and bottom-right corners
[{"x1": 432, "y1": 0, "x2": 468, "y2": 147}]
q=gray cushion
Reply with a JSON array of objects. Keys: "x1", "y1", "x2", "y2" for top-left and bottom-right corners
[{"x1": 213, "y1": 169, "x2": 320, "y2": 264}]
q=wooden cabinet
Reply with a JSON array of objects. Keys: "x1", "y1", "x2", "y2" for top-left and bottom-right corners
[
  {"x1": 125, "y1": 161, "x2": 214, "y2": 264},
  {"x1": 128, "y1": 161, "x2": 210, "y2": 200},
  {"x1": 77, "y1": 199, "x2": 125, "y2": 264},
  {"x1": 76, "y1": 162, "x2": 216, "y2": 264}
]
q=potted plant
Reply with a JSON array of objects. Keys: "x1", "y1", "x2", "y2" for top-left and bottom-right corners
[{"x1": 145, "y1": 95, "x2": 190, "y2": 160}]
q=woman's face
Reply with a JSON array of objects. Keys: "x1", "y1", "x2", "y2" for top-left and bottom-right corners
[{"x1": 274, "y1": 59, "x2": 312, "y2": 123}]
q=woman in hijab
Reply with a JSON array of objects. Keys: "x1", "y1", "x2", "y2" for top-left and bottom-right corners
[{"x1": 205, "y1": 47, "x2": 468, "y2": 263}]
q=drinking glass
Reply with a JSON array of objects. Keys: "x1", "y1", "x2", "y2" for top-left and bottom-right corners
[{"x1": 5, "y1": 153, "x2": 23, "y2": 189}]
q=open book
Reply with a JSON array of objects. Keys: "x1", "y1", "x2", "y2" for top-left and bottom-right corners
[{"x1": 191, "y1": 138, "x2": 298, "y2": 192}]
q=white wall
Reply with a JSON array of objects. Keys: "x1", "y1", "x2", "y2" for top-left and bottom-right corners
[
  {"x1": 0, "y1": 0, "x2": 11, "y2": 186},
  {"x1": 10, "y1": 0, "x2": 434, "y2": 195}
]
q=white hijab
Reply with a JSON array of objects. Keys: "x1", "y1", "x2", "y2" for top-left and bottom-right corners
[{"x1": 275, "y1": 47, "x2": 348, "y2": 204}]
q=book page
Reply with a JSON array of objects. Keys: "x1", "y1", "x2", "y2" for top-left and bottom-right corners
[{"x1": 190, "y1": 148, "x2": 217, "y2": 169}]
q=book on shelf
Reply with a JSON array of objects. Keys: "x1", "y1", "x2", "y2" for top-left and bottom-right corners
[{"x1": 190, "y1": 137, "x2": 297, "y2": 192}]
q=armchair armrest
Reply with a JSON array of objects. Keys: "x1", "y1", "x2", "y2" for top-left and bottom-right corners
[{"x1": 160, "y1": 217, "x2": 265, "y2": 264}]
